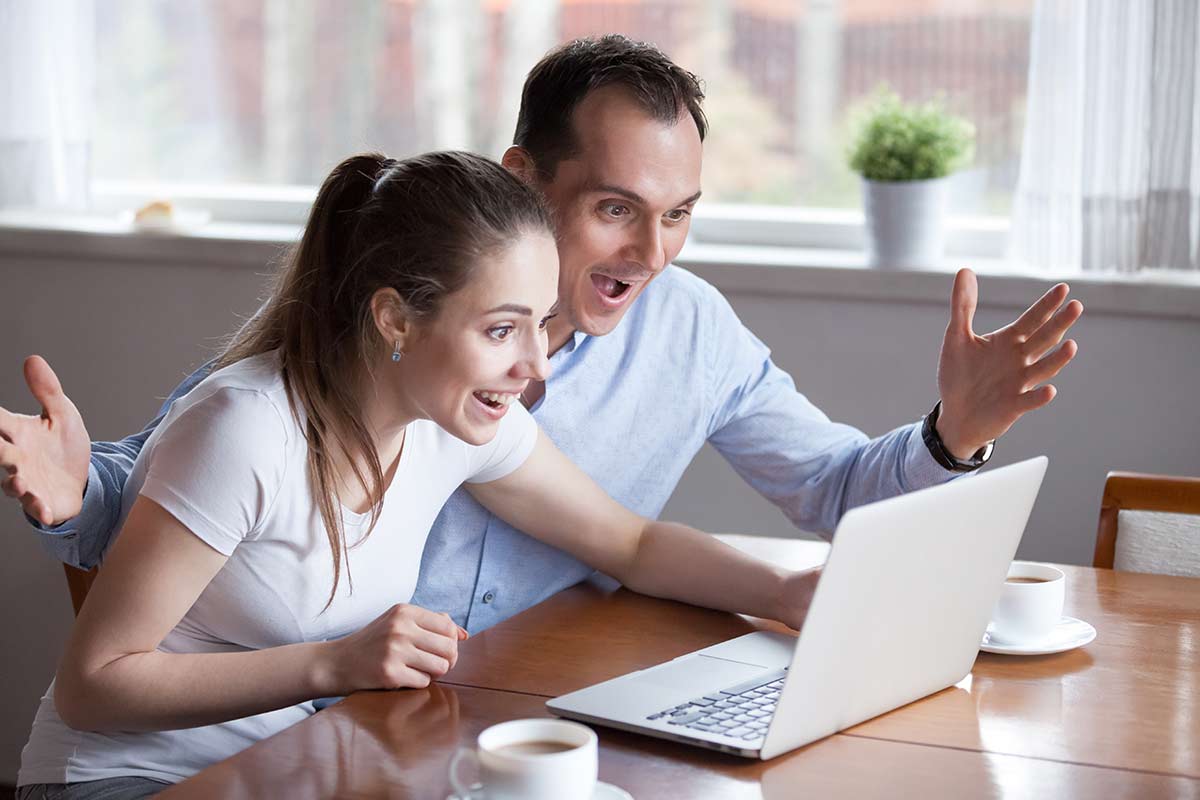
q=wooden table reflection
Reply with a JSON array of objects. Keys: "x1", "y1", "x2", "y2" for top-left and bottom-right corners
[{"x1": 163, "y1": 536, "x2": 1200, "y2": 798}]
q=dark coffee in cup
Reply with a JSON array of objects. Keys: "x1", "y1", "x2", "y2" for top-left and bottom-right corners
[
  {"x1": 1006, "y1": 576, "x2": 1049, "y2": 584},
  {"x1": 494, "y1": 741, "x2": 578, "y2": 757}
]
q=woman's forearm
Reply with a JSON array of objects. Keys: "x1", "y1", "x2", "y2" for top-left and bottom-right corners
[
  {"x1": 55, "y1": 639, "x2": 338, "y2": 733},
  {"x1": 621, "y1": 522, "x2": 795, "y2": 624}
]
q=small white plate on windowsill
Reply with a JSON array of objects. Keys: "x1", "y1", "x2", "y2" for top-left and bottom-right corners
[
  {"x1": 979, "y1": 616, "x2": 1096, "y2": 655},
  {"x1": 120, "y1": 208, "x2": 212, "y2": 234}
]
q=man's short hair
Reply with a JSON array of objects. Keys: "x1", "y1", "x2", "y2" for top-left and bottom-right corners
[{"x1": 513, "y1": 34, "x2": 708, "y2": 179}]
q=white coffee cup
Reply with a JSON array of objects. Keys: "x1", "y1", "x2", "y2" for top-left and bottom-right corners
[
  {"x1": 989, "y1": 561, "x2": 1065, "y2": 644},
  {"x1": 448, "y1": 718, "x2": 598, "y2": 800}
]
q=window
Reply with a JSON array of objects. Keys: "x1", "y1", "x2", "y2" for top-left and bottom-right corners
[{"x1": 93, "y1": 0, "x2": 1033, "y2": 231}]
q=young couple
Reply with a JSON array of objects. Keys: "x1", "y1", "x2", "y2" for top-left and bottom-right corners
[{"x1": 5, "y1": 36, "x2": 1082, "y2": 798}]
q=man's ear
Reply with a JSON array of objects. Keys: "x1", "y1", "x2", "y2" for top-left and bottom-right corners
[
  {"x1": 501, "y1": 146, "x2": 540, "y2": 186},
  {"x1": 369, "y1": 288, "x2": 415, "y2": 354}
]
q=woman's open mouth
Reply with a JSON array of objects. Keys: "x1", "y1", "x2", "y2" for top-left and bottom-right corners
[{"x1": 472, "y1": 390, "x2": 519, "y2": 419}]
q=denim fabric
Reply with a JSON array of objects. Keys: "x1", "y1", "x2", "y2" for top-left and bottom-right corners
[{"x1": 17, "y1": 776, "x2": 170, "y2": 800}]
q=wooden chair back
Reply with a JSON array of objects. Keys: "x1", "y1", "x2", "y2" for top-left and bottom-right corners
[
  {"x1": 1093, "y1": 471, "x2": 1200, "y2": 570},
  {"x1": 64, "y1": 564, "x2": 99, "y2": 616}
]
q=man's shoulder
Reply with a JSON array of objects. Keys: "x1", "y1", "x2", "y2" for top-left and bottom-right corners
[
  {"x1": 646, "y1": 264, "x2": 722, "y2": 301},
  {"x1": 631, "y1": 265, "x2": 734, "y2": 326}
]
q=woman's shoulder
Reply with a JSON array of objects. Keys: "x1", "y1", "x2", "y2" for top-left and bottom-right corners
[{"x1": 161, "y1": 352, "x2": 296, "y2": 447}]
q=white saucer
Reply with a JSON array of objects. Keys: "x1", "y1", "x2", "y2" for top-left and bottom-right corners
[
  {"x1": 447, "y1": 780, "x2": 632, "y2": 799},
  {"x1": 979, "y1": 615, "x2": 1096, "y2": 655}
]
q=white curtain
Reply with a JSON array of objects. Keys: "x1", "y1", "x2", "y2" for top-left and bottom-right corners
[
  {"x1": 1009, "y1": 0, "x2": 1200, "y2": 273},
  {"x1": 0, "y1": 0, "x2": 94, "y2": 209}
]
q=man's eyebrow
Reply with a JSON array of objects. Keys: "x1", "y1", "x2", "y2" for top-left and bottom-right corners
[
  {"x1": 484, "y1": 304, "x2": 533, "y2": 315},
  {"x1": 590, "y1": 183, "x2": 703, "y2": 208}
]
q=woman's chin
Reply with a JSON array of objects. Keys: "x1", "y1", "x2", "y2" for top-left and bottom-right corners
[{"x1": 442, "y1": 411, "x2": 500, "y2": 447}]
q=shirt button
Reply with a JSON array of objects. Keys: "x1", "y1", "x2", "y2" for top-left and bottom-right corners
[{"x1": 482, "y1": 591, "x2": 495, "y2": 604}]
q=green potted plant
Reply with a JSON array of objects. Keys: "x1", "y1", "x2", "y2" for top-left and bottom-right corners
[{"x1": 847, "y1": 89, "x2": 975, "y2": 269}]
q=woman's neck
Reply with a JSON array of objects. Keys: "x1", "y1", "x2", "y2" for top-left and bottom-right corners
[{"x1": 331, "y1": 366, "x2": 413, "y2": 514}]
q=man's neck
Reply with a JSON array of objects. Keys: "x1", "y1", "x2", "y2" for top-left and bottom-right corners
[
  {"x1": 546, "y1": 315, "x2": 577, "y2": 358},
  {"x1": 523, "y1": 316, "x2": 577, "y2": 409}
]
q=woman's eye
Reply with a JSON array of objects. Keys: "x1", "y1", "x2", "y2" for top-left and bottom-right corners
[{"x1": 487, "y1": 325, "x2": 514, "y2": 341}]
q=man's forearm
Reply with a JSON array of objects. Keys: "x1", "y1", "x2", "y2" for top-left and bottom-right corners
[
  {"x1": 31, "y1": 364, "x2": 213, "y2": 567},
  {"x1": 622, "y1": 522, "x2": 790, "y2": 624},
  {"x1": 55, "y1": 639, "x2": 335, "y2": 733}
]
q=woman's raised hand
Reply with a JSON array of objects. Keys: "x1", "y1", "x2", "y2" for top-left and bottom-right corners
[{"x1": 322, "y1": 603, "x2": 469, "y2": 694}]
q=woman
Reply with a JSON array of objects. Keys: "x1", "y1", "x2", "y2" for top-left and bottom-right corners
[{"x1": 18, "y1": 151, "x2": 814, "y2": 798}]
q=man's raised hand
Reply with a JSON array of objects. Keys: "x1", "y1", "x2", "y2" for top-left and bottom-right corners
[
  {"x1": 0, "y1": 356, "x2": 91, "y2": 526},
  {"x1": 935, "y1": 269, "x2": 1083, "y2": 460}
]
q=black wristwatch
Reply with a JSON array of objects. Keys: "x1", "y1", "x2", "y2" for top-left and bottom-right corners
[{"x1": 921, "y1": 401, "x2": 994, "y2": 473}]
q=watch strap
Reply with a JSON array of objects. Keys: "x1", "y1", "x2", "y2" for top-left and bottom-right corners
[{"x1": 921, "y1": 401, "x2": 994, "y2": 473}]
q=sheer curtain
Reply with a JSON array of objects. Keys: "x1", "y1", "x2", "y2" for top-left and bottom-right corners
[
  {"x1": 1009, "y1": 0, "x2": 1200, "y2": 273},
  {"x1": 0, "y1": 0, "x2": 94, "y2": 209}
]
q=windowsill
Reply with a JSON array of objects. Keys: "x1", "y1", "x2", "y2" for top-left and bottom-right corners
[{"x1": 2, "y1": 211, "x2": 1198, "y2": 321}]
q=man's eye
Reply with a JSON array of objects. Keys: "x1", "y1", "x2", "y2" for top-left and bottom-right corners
[
  {"x1": 538, "y1": 313, "x2": 557, "y2": 330},
  {"x1": 488, "y1": 325, "x2": 514, "y2": 341},
  {"x1": 602, "y1": 203, "x2": 630, "y2": 218},
  {"x1": 666, "y1": 209, "x2": 691, "y2": 222}
]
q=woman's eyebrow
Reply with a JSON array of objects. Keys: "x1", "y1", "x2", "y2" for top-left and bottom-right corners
[{"x1": 484, "y1": 303, "x2": 533, "y2": 315}]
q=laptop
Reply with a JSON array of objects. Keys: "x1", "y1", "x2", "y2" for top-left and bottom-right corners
[{"x1": 547, "y1": 456, "x2": 1048, "y2": 759}]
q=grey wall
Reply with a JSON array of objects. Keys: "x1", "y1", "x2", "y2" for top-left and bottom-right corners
[
  {"x1": 1, "y1": 244, "x2": 1198, "y2": 782},
  {"x1": 0, "y1": 251, "x2": 267, "y2": 784}
]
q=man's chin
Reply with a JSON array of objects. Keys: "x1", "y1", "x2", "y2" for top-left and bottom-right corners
[
  {"x1": 577, "y1": 294, "x2": 642, "y2": 337},
  {"x1": 576, "y1": 310, "x2": 626, "y2": 338}
]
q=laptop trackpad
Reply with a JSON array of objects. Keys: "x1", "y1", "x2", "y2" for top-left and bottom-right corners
[{"x1": 642, "y1": 655, "x2": 770, "y2": 697}]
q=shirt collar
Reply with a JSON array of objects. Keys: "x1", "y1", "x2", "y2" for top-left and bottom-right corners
[{"x1": 551, "y1": 329, "x2": 589, "y2": 360}]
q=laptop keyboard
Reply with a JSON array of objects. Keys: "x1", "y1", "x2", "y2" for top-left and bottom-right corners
[{"x1": 645, "y1": 667, "x2": 787, "y2": 742}]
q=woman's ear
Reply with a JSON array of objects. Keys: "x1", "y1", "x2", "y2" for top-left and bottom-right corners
[{"x1": 369, "y1": 288, "x2": 414, "y2": 355}]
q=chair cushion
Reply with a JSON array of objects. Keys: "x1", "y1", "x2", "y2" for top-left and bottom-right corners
[{"x1": 1114, "y1": 510, "x2": 1200, "y2": 577}]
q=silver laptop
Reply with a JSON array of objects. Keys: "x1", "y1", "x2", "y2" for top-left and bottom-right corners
[{"x1": 547, "y1": 456, "x2": 1048, "y2": 759}]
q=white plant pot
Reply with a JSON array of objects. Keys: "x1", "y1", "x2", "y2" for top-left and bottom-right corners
[{"x1": 862, "y1": 176, "x2": 950, "y2": 270}]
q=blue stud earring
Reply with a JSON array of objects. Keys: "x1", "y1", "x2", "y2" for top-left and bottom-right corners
[{"x1": 391, "y1": 340, "x2": 402, "y2": 362}]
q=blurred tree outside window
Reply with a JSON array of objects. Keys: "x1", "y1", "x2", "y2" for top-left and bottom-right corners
[{"x1": 94, "y1": 0, "x2": 1033, "y2": 217}]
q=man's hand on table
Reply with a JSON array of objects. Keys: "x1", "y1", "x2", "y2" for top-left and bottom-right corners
[
  {"x1": 0, "y1": 355, "x2": 91, "y2": 526},
  {"x1": 935, "y1": 269, "x2": 1083, "y2": 460}
]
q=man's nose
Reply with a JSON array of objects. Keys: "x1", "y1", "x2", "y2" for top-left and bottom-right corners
[{"x1": 628, "y1": 220, "x2": 667, "y2": 274}]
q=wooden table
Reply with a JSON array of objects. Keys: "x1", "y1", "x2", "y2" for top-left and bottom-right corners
[{"x1": 162, "y1": 536, "x2": 1200, "y2": 799}]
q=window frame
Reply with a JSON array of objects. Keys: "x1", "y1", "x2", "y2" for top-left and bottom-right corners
[{"x1": 91, "y1": 181, "x2": 1009, "y2": 260}]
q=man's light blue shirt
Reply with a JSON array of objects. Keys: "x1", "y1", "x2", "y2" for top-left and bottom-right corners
[{"x1": 35, "y1": 266, "x2": 954, "y2": 632}]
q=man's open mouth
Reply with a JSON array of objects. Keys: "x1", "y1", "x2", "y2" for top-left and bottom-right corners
[{"x1": 591, "y1": 273, "x2": 634, "y2": 300}]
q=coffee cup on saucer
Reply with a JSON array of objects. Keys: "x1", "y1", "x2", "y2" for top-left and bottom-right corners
[
  {"x1": 989, "y1": 561, "x2": 1065, "y2": 644},
  {"x1": 448, "y1": 718, "x2": 598, "y2": 800}
]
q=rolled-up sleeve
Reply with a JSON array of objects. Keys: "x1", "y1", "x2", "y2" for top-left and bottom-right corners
[{"x1": 702, "y1": 287, "x2": 956, "y2": 538}]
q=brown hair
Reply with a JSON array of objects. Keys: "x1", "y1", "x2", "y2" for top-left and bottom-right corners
[
  {"x1": 218, "y1": 151, "x2": 553, "y2": 607},
  {"x1": 513, "y1": 34, "x2": 708, "y2": 179}
]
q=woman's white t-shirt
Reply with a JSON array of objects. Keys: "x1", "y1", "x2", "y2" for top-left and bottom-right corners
[{"x1": 19, "y1": 352, "x2": 539, "y2": 786}]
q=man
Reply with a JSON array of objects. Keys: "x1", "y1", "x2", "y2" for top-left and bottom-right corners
[{"x1": 1, "y1": 36, "x2": 1081, "y2": 634}]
